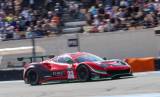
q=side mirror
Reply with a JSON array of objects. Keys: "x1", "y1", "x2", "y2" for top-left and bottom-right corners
[{"x1": 103, "y1": 57, "x2": 107, "y2": 60}]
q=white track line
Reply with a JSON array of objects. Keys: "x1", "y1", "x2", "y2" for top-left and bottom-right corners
[
  {"x1": 94, "y1": 93, "x2": 160, "y2": 97},
  {"x1": 134, "y1": 71, "x2": 160, "y2": 76},
  {"x1": 0, "y1": 80, "x2": 23, "y2": 84}
]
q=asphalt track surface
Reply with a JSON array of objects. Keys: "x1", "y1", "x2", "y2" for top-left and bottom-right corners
[{"x1": 0, "y1": 71, "x2": 160, "y2": 97}]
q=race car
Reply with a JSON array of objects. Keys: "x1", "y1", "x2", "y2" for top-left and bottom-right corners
[{"x1": 23, "y1": 52, "x2": 132, "y2": 85}]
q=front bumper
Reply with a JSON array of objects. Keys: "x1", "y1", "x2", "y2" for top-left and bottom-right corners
[{"x1": 91, "y1": 68, "x2": 132, "y2": 79}]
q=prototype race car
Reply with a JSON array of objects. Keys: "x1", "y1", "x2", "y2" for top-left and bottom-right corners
[{"x1": 23, "y1": 52, "x2": 132, "y2": 85}]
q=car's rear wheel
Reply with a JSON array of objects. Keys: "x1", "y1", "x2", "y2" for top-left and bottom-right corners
[
  {"x1": 77, "y1": 65, "x2": 91, "y2": 81},
  {"x1": 26, "y1": 69, "x2": 40, "y2": 85}
]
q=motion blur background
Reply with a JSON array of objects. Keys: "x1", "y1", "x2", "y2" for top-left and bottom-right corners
[{"x1": 0, "y1": 0, "x2": 160, "y2": 69}]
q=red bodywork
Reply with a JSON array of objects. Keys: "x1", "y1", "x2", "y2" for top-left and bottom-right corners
[{"x1": 23, "y1": 52, "x2": 132, "y2": 84}]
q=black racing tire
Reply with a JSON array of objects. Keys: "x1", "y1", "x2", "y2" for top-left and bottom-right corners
[
  {"x1": 77, "y1": 65, "x2": 91, "y2": 81},
  {"x1": 26, "y1": 69, "x2": 41, "y2": 85}
]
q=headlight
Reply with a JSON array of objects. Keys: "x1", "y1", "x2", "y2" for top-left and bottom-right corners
[{"x1": 120, "y1": 61, "x2": 129, "y2": 66}]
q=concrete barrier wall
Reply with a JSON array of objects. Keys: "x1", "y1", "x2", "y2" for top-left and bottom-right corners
[
  {"x1": 0, "y1": 28, "x2": 159, "y2": 68},
  {"x1": 0, "y1": 69, "x2": 23, "y2": 81},
  {"x1": 0, "y1": 29, "x2": 158, "y2": 57},
  {"x1": 80, "y1": 29, "x2": 158, "y2": 59}
]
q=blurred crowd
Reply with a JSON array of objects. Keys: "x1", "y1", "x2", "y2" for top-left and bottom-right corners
[
  {"x1": 0, "y1": 0, "x2": 160, "y2": 40},
  {"x1": 83, "y1": 0, "x2": 160, "y2": 33},
  {"x1": 0, "y1": 0, "x2": 65, "y2": 40}
]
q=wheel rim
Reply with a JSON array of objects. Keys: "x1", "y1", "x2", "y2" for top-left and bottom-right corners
[
  {"x1": 78, "y1": 66, "x2": 89, "y2": 81},
  {"x1": 28, "y1": 71, "x2": 38, "y2": 84}
]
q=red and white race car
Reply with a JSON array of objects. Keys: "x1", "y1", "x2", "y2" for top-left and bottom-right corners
[{"x1": 23, "y1": 52, "x2": 132, "y2": 85}]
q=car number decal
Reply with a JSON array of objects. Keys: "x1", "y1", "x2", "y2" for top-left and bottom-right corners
[{"x1": 67, "y1": 70, "x2": 74, "y2": 79}]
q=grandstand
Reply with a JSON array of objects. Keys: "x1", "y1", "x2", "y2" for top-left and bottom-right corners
[{"x1": 0, "y1": 0, "x2": 160, "y2": 40}]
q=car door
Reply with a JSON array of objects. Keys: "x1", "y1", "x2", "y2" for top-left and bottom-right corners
[
  {"x1": 50, "y1": 56, "x2": 67, "y2": 71},
  {"x1": 57, "y1": 56, "x2": 75, "y2": 79}
]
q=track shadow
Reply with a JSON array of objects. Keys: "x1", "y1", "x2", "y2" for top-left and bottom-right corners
[{"x1": 31, "y1": 76, "x2": 135, "y2": 86}]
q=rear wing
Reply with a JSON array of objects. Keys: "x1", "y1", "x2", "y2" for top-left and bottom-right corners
[{"x1": 17, "y1": 55, "x2": 55, "y2": 63}]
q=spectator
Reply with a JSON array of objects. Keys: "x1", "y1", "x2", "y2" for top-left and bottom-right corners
[
  {"x1": 25, "y1": 26, "x2": 33, "y2": 38},
  {"x1": 46, "y1": 0, "x2": 55, "y2": 11},
  {"x1": 5, "y1": 26, "x2": 15, "y2": 39},
  {"x1": 41, "y1": 19, "x2": 52, "y2": 36},
  {"x1": 103, "y1": 19, "x2": 116, "y2": 32},
  {"x1": 5, "y1": 0, "x2": 15, "y2": 14},
  {"x1": 120, "y1": 0, "x2": 129, "y2": 8},
  {"x1": 144, "y1": 12, "x2": 156, "y2": 28},
  {"x1": 83, "y1": 20, "x2": 94, "y2": 33},
  {"x1": 1, "y1": 0, "x2": 160, "y2": 39},
  {"x1": 69, "y1": 1, "x2": 79, "y2": 18},
  {"x1": 88, "y1": 6, "x2": 98, "y2": 16},
  {"x1": 46, "y1": 11, "x2": 53, "y2": 20},
  {"x1": 51, "y1": 14, "x2": 60, "y2": 26},
  {"x1": 92, "y1": 15, "x2": 100, "y2": 27}
]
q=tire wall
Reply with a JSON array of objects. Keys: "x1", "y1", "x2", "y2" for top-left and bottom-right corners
[{"x1": 125, "y1": 57, "x2": 156, "y2": 72}]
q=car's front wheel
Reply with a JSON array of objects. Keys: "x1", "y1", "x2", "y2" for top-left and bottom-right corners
[
  {"x1": 26, "y1": 69, "x2": 40, "y2": 85},
  {"x1": 77, "y1": 65, "x2": 91, "y2": 81}
]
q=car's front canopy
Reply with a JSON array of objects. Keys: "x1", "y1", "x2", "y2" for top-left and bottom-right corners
[{"x1": 75, "y1": 53, "x2": 104, "y2": 63}]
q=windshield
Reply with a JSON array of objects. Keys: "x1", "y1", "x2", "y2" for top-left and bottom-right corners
[{"x1": 76, "y1": 54, "x2": 104, "y2": 63}]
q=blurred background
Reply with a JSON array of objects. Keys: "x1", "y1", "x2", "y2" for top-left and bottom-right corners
[{"x1": 0, "y1": 0, "x2": 160, "y2": 69}]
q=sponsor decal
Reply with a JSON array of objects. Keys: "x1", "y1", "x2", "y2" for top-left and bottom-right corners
[{"x1": 52, "y1": 71, "x2": 64, "y2": 77}]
